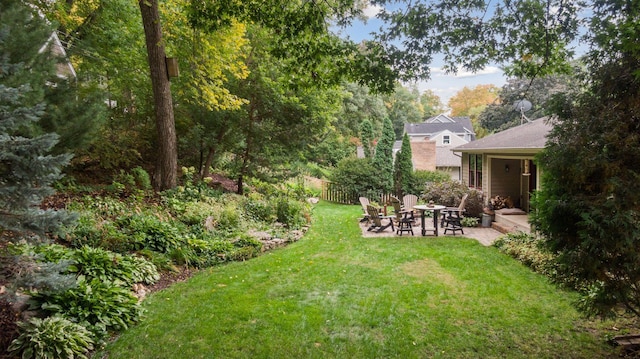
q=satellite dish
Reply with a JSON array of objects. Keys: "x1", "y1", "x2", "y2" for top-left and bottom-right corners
[
  {"x1": 513, "y1": 99, "x2": 533, "y2": 124},
  {"x1": 513, "y1": 99, "x2": 532, "y2": 112}
]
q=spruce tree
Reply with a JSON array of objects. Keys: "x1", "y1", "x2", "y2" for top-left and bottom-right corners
[
  {"x1": 0, "y1": 0, "x2": 75, "y2": 240},
  {"x1": 372, "y1": 118, "x2": 395, "y2": 194}
]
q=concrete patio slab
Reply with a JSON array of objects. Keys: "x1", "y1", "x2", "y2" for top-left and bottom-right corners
[{"x1": 359, "y1": 221, "x2": 505, "y2": 246}]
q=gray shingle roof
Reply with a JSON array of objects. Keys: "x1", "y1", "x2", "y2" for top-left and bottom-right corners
[
  {"x1": 436, "y1": 146, "x2": 462, "y2": 167},
  {"x1": 453, "y1": 117, "x2": 552, "y2": 153},
  {"x1": 404, "y1": 115, "x2": 475, "y2": 140}
]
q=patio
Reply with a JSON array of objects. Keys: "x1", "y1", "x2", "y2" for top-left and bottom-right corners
[{"x1": 359, "y1": 220, "x2": 504, "y2": 246}]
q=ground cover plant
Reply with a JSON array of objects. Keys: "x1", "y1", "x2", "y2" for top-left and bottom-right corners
[
  {"x1": 102, "y1": 201, "x2": 627, "y2": 358},
  {"x1": 1, "y1": 170, "x2": 313, "y2": 358}
]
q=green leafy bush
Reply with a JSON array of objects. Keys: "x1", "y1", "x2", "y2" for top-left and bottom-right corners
[
  {"x1": 62, "y1": 213, "x2": 140, "y2": 253},
  {"x1": 30, "y1": 278, "x2": 142, "y2": 338},
  {"x1": 68, "y1": 246, "x2": 159, "y2": 286},
  {"x1": 329, "y1": 157, "x2": 378, "y2": 200},
  {"x1": 275, "y1": 197, "x2": 309, "y2": 228},
  {"x1": 170, "y1": 236, "x2": 235, "y2": 268},
  {"x1": 411, "y1": 170, "x2": 451, "y2": 194},
  {"x1": 493, "y1": 232, "x2": 555, "y2": 276},
  {"x1": 244, "y1": 197, "x2": 275, "y2": 223},
  {"x1": 131, "y1": 166, "x2": 151, "y2": 190},
  {"x1": 421, "y1": 180, "x2": 484, "y2": 217},
  {"x1": 117, "y1": 214, "x2": 183, "y2": 253},
  {"x1": 8, "y1": 315, "x2": 94, "y2": 359},
  {"x1": 460, "y1": 216, "x2": 479, "y2": 227}
]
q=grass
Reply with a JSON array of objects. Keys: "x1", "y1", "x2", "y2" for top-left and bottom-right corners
[{"x1": 103, "y1": 201, "x2": 620, "y2": 358}]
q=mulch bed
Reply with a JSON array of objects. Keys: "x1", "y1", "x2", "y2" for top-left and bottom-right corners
[{"x1": 147, "y1": 266, "x2": 198, "y2": 293}]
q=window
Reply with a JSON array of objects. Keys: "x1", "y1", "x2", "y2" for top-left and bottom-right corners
[
  {"x1": 443, "y1": 135, "x2": 450, "y2": 145},
  {"x1": 468, "y1": 154, "x2": 482, "y2": 190}
]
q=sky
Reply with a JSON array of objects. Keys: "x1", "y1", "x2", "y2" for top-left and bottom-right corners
[{"x1": 332, "y1": 3, "x2": 508, "y2": 105}]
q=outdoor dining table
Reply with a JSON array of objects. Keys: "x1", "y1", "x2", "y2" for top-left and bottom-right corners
[{"x1": 413, "y1": 204, "x2": 446, "y2": 236}]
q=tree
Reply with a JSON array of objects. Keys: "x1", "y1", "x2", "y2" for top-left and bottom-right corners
[
  {"x1": 221, "y1": 26, "x2": 342, "y2": 193},
  {"x1": 393, "y1": 133, "x2": 414, "y2": 197},
  {"x1": 0, "y1": 0, "x2": 75, "y2": 238},
  {"x1": 384, "y1": 83, "x2": 424, "y2": 139},
  {"x1": 337, "y1": 82, "x2": 388, "y2": 138},
  {"x1": 359, "y1": 119, "x2": 374, "y2": 159},
  {"x1": 447, "y1": 84, "x2": 499, "y2": 118},
  {"x1": 420, "y1": 90, "x2": 444, "y2": 117},
  {"x1": 372, "y1": 118, "x2": 395, "y2": 194},
  {"x1": 478, "y1": 75, "x2": 572, "y2": 132},
  {"x1": 528, "y1": 1, "x2": 640, "y2": 318},
  {"x1": 138, "y1": 0, "x2": 178, "y2": 191}
]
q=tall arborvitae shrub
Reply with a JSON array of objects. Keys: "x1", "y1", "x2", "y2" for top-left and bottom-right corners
[
  {"x1": 372, "y1": 118, "x2": 395, "y2": 194},
  {"x1": 359, "y1": 119, "x2": 374, "y2": 159},
  {"x1": 393, "y1": 133, "x2": 414, "y2": 196},
  {"x1": 0, "y1": 0, "x2": 76, "y2": 239}
]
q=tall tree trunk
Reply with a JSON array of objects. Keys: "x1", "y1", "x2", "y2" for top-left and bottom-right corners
[
  {"x1": 139, "y1": 0, "x2": 177, "y2": 191},
  {"x1": 201, "y1": 146, "x2": 216, "y2": 179}
]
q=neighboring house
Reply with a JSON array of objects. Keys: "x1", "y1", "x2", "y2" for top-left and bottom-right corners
[
  {"x1": 39, "y1": 31, "x2": 76, "y2": 80},
  {"x1": 403, "y1": 114, "x2": 476, "y2": 180},
  {"x1": 452, "y1": 117, "x2": 553, "y2": 212}
]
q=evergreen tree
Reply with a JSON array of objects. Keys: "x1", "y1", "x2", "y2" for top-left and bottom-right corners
[
  {"x1": 0, "y1": 0, "x2": 75, "y2": 239},
  {"x1": 527, "y1": 0, "x2": 640, "y2": 319},
  {"x1": 372, "y1": 118, "x2": 395, "y2": 194},
  {"x1": 359, "y1": 119, "x2": 374, "y2": 159},
  {"x1": 393, "y1": 133, "x2": 414, "y2": 196}
]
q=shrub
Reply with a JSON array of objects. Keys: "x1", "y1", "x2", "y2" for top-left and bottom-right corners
[
  {"x1": 329, "y1": 157, "x2": 378, "y2": 200},
  {"x1": 177, "y1": 200, "x2": 217, "y2": 226},
  {"x1": 30, "y1": 278, "x2": 142, "y2": 338},
  {"x1": 217, "y1": 203, "x2": 242, "y2": 231},
  {"x1": 8, "y1": 315, "x2": 94, "y2": 359},
  {"x1": 421, "y1": 180, "x2": 484, "y2": 217},
  {"x1": 170, "y1": 236, "x2": 236, "y2": 268},
  {"x1": 275, "y1": 197, "x2": 309, "y2": 228},
  {"x1": 117, "y1": 214, "x2": 183, "y2": 253},
  {"x1": 411, "y1": 170, "x2": 451, "y2": 194},
  {"x1": 244, "y1": 197, "x2": 275, "y2": 223},
  {"x1": 460, "y1": 216, "x2": 479, "y2": 227},
  {"x1": 130, "y1": 166, "x2": 151, "y2": 190},
  {"x1": 61, "y1": 215, "x2": 134, "y2": 253},
  {"x1": 66, "y1": 246, "x2": 159, "y2": 286},
  {"x1": 493, "y1": 232, "x2": 555, "y2": 276}
]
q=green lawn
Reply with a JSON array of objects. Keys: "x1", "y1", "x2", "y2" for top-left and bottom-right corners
[{"x1": 103, "y1": 201, "x2": 617, "y2": 358}]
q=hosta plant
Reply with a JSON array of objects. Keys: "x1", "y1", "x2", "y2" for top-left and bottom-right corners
[
  {"x1": 8, "y1": 315, "x2": 94, "y2": 359},
  {"x1": 30, "y1": 277, "x2": 142, "y2": 338}
]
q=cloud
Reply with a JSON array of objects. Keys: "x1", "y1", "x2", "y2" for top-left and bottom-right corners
[
  {"x1": 362, "y1": 4, "x2": 383, "y2": 18},
  {"x1": 430, "y1": 66, "x2": 502, "y2": 78}
]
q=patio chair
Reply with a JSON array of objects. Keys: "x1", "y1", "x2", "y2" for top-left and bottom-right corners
[
  {"x1": 441, "y1": 194, "x2": 468, "y2": 235},
  {"x1": 390, "y1": 196, "x2": 414, "y2": 236},
  {"x1": 402, "y1": 194, "x2": 419, "y2": 223},
  {"x1": 359, "y1": 197, "x2": 371, "y2": 222},
  {"x1": 366, "y1": 205, "x2": 395, "y2": 233}
]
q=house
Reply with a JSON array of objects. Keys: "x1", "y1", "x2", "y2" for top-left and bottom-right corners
[
  {"x1": 452, "y1": 117, "x2": 553, "y2": 232},
  {"x1": 403, "y1": 114, "x2": 475, "y2": 180},
  {"x1": 39, "y1": 32, "x2": 76, "y2": 80}
]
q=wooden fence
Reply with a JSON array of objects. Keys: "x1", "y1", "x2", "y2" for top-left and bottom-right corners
[{"x1": 320, "y1": 181, "x2": 394, "y2": 205}]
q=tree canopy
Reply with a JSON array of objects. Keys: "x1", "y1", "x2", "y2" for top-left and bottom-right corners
[{"x1": 478, "y1": 75, "x2": 572, "y2": 132}]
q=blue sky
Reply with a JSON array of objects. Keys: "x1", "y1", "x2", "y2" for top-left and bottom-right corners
[{"x1": 332, "y1": 3, "x2": 507, "y2": 106}]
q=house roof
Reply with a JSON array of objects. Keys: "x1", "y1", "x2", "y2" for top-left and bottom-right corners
[
  {"x1": 453, "y1": 117, "x2": 553, "y2": 154},
  {"x1": 436, "y1": 146, "x2": 461, "y2": 167},
  {"x1": 404, "y1": 114, "x2": 475, "y2": 139},
  {"x1": 39, "y1": 32, "x2": 76, "y2": 79}
]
